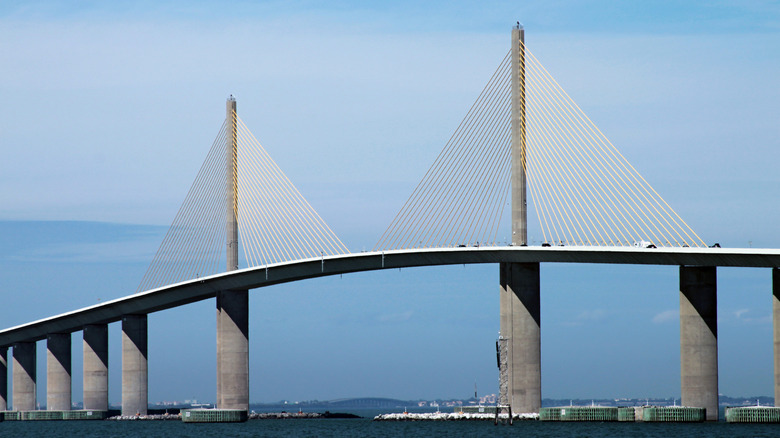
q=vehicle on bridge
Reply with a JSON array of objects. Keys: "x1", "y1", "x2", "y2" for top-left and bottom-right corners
[{"x1": 634, "y1": 240, "x2": 657, "y2": 248}]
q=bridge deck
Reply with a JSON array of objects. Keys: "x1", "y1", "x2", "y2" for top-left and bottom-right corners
[{"x1": 2, "y1": 246, "x2": 779, "y2": 346}]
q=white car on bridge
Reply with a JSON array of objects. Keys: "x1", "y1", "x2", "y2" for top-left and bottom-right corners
[{"x1": 634, "y1": 240, "x2": 657, "y2": 248}]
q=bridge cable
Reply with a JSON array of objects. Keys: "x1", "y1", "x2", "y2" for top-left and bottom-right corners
[
  {"x1": 137, "y1": 120, "x2": 229, "y2": 292},
  {"x1": 395, "y1": 66, "x2": 509, "y2": 248},
  {"x1": 375, "y1": 41, "x2": 706, "y2": 250},
  {"x1": 376, "y1": 53, "x2": 511, "y2": 250},
  {"x1": 235, "y1": 115, "x2": 349, "y2": 265},
  {"x1": 523, "y1": 42, "x2": 704, "y2": 247}
]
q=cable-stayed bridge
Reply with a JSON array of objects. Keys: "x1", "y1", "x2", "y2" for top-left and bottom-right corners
[{"x1": 1, "y1": 25, "x2": 778, "y2": 422}]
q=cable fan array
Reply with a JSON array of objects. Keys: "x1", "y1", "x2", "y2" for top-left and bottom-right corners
[
  {"x1": 234, "y1": 115, "x2": 349, "y2": 266},
  {"x1": 137, "y1": 39, "x2": 707, "y2": 293},
  {"x1": 137, "y1": 122, "x2": 230, "y2": 293},
  {"x1": 522, "y1": 42, "x2": 705, "y2": 247},
  {"x1": 376, "y1": 43, "x2": 705, "y2": 251},
  {"x1": 137, "y1": 112, "x2": 348, "y2": 293},
  {"x1": 375, "y1": 53, "x2": 513, "y2": 250}
]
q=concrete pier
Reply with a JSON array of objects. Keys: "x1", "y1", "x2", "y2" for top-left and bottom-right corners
[
  {"x1": 12, "y1": 341, "x2": 36, "y2": 411},
  {"x1": 774, "y1": 268, "x2": 780, "y2": 407},
  {"x1": 46, "y1": 333, "x2": 71, "y2": 410},
  {"x1": 679, "y1": 265, "x2": 718, "y2": 421},
  {"x1": 122, "y1": 315, "x2": 147, "y2": 416},
  {"x1": 0, "y1": 346, "x2": 7, "y2": 411},
  {"x1": 217, "y1": 289, "x2": 249, "y2": 410},
  {"x1": 500, "y1": 261, "x2": 541, "y2": 414},
  {"x1": 83, "y1": 324, "x2": 109, "y2": 411}
]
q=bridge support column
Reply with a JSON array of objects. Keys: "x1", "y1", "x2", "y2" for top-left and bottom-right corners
[
  {"x1": 680, "y1": 265, "x2": 718, "y2": 421},
  {"x1": 46, "y1": 333, "x2": 71, "y2": 410},
  {"x1": 500, "y1": 262, "x2": 541, "y2": 414},
  {"x1": 83, "y1": 324, "x2": 108, "y2": 411},
  {"x1": 773, "y1": 268, "x2": 780, "y2": 407},
  {"x1": 122, "y1": 315, "x2": 147, "y2": 416},
  {"x1": 12, "y1": 341, "x2": 36, "y2": 411},
  {"x1": 0, "y1": 346, "x2": 7, "y2": 411},
  {"x1": 217, "y1": 289, "x2": 249, "y2": 410}
]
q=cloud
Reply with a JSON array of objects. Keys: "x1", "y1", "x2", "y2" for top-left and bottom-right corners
[
  {"x1": 10, "y1": 241, "x2": 156, "y2": 264},
  {"x1": 562, "y1": 309, "x2": 608, "y2": 326},
  {"x1": 0, "y1": 221, "x2": 163, "y2": 264},
  {"x1": 377, "y1": 310, "x2": 414, "y2": 323},
  {"x1": 577, "y1": 309, "x2": 607, "y2": 322},
  {"x1": 731, "y1": 308, "x2": 770, "y2": 325},
  {"x1": 652, "y1": 309, "x2": 679, "y2": 324}
]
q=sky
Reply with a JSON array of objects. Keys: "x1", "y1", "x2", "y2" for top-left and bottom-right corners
[{"x1": 1, "y1": 1, "x2": 780, "y2": 406}]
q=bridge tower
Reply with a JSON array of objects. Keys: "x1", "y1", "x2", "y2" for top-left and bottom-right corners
[
  {"x1": 511, "y1": 24, "x2": 527, "y2": 246},
  {"x1": 216, "y1": 96, "x2": 250, "y2": 411},
  {"x1": 499, "y1": 23, "x2": 542, "y2": 414}
]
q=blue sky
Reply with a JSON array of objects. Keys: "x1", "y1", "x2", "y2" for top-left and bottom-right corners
[{"x1": 1, "y1": 1, "x2": 779, "y2": 405}]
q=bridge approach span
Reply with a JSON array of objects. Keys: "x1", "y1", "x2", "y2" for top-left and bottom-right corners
[{"x1": 2, "y1": 245, "x2": 779, "y2": 346}]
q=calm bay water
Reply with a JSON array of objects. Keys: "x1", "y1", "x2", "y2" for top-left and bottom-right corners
[{"x1": 2, "y1": 415, "x2": 780, "y2": 438}]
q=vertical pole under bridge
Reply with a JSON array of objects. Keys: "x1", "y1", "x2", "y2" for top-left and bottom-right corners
[
  {"x1": 217, "y1": 96, "x2": 249, "y2": 411},
  {"x1": 13, "y1": 342, "x2": 36, "y2": 411},
  {"x1": 83, "y1": 324, "x2": 108, "y2": 411},
  {"x1": 121, "y1": 314, "x2": 148, "y2": 416},
  {"x1": 46, "y1": 333, "x2": 71, "y2": 411},
  {"x1": 679, "y1": 265, "x2": 718, "y2": 421},
  {"x1": 499, "y1": 23, "x2": 541, "y2": 415},
  {"x1": 774, "y1": 268, "x2": 780, "y2": 407},
  {"x1": 0, "y1": 346, "x2": 6, "y2": 411}
]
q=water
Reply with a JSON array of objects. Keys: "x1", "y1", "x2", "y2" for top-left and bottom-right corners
[{"x1": 3, "y1": 415, "x2": 780, "y2": 438}]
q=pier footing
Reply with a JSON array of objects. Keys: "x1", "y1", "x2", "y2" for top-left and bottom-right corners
[
  {"x1": 726, "y1": 406, "x2": 780, "y2": 423},
  {"x1": 181, "y1": 408, "x2": 247, "y2": 423},
  {"x1": 1, "y1": 410, "x2": 108, "y2": 421}
]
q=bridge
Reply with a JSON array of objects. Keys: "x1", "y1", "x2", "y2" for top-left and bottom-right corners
[
  {"x1": 4, "y1": 246, "x2": 780, "y2": 346},
  {"x1": 1, "y1": 25, "x2": 777, "y2": 421}
]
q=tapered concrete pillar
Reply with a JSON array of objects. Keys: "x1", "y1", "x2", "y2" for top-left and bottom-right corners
[
  {"x1": 47, "y1": 333, "x2": 71, "y2": 410},
  {"x1": 226, "y1": 96, "x2": 239, "y2": 272},
  {"x1": 773, "y1": 268, "x2": 780, "y2": 407},
  {"x1": 122, "y1": 315, "x2": 147, "y2": 416},
  {"x1": 217, "y1": 289, "x2": 249, "y2": 410},
  {"x1": 83, "y1": 324, "x2": 108, "y2": 411},
  {"x1": 510, "y1": 24, "x2": 527, "y2": 246},
  {"x1": 680, "y1": 265, "x2": 718, "y2": 421},
  {"x1": 0, "y1": 346, "x2": 7, "y2": 411},
  {"x1": 500, "y1": 262, "x2": 541, "y2": 413},
  {"x1": 12, "y1": 341, "x2": 36, "y2": 411}
]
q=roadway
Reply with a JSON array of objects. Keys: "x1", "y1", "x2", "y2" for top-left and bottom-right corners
[{"x1": 2, "y1": 245, "x2": 779, "y2": 346}]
